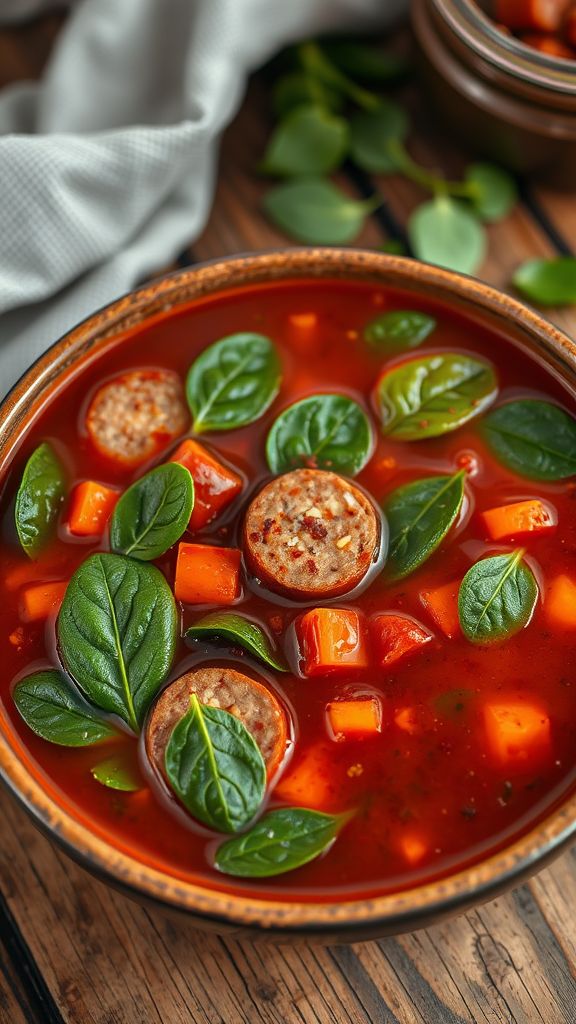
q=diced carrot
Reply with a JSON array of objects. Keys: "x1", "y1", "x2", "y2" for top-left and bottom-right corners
[
  {"x1": 286, "y1": 312, "x2": 319, "y2": 354},
  {"x1": 371, "y1": 613, "x2": 432, "y2": 668},
  {"x1": 545, "y1": 574, "x2": 576, "y2": 628},
  {"x1": 394, "y1": 707, "x2": 420, "y2": 735},
  {"x1": 274, "y1": 743, "x2": 337, "y2": 810},
  {"x1": 421, "y1": 581, "x2": 461, "y2": 639},
  {"x1": 327, "y1": 697, "x2": 382, "y2": 739},
  {"x1": 297, "y1": 607, "x2": 368, "y2": 676},
  {"x1": 483, "y1": 702, "x2": 551, "y2": 767},
  {"x1": 567, "y1": 6, "x2": 576, "y2": 46},
  {"x1": 170, "y1": 439, "x2": 242, "y2": 531},
  {"x1": 67, "y1": 480, "x2": 119, "y2": 537},
  {"x1": 20, "y1": 581, "x2": 68, "y2": 622},
  {"x1": 495, "y1": 0, "x2": 567, "y2": 32},
  {"x1": 480, "y1": 499, "x2": 556, "y2": 542},
  {"x1": 174, "y1": 542, "x2": 241, "y2": 605},
  {"x1": 399, "y1": 833, "x2": 428, "y2": 866},
  {"x1": 520, "y1": 32, "x2": 576, "y2": 55}
]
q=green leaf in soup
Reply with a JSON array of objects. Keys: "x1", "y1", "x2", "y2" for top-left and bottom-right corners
[
  {"x1": 319, "y1": 40, "x2": 410, "y2": 83},
  {"x1": 15, "y1": 442, "x2": 66, "y2": 559},
  {"x1": 458, "y1": 549, "x2": 538, "y2": 644},
  {"x1": 184, "y1": 612, "x2": 287, "y2": 672},
  {"x1": 186, "y1": 333, "x2": 281, "y2": 434},
  {"x1": 272, "y1": 72, "x2": 343, "y2": 118},
  {"x1": 110, "y1": 463, "x2": 193, "y2": 561},
  {"x1": 58, "y1": 553, "x2": 177, "y2": 733},
  {"x1": 385, "y1": 471, "x2": 465, "y2": 580},
  {"x1": 214, "y1": 807, "x2": 342, "y2": 877},
  {"x1": 265, "y1": 394, "x2": 373, "y2": 476},
  {"x1": 364, "y1": 310, "x2": 436, "y2": 351},
  {"x1": 261, "y1": 105, "x2": 349, "y2": 177},
  {"x1": 512, "y1": 257, "x2": 576, "y2": 306},
  {"x1": 263, "y1": 178, "x2": 378, "y2": 245},
  {"x1": 13, "y1": 670, "x2": 117, "y2": 747},
  {"x1": 349, "y1": 102, "x2": 409, "y2": 174},
  {"x1": 464, "y1": 163, "x2": 517, "y2": 223},
  {"x1": 482, "y1": 399, "x2": 576, "y2": 481},
  {"x1": 375, "y1": 352, "x2": 497, "y2": 441},
  {"x1": 91, "y1": 753, "x2": 141, "y2": 792},
  {"x1": 165, "y1": 694, "x2": 266, "y2": 833},
  {"x1": 408, "y1": 197, "x2": 486, "y2": 276}
]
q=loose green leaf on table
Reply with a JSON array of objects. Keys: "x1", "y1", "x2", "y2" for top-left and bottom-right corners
[
  {"x1": 184, "y1": 611, "x2": 288, "y2": 672},
  {"x1": 263, "y1": 178, "x2": 378, "y2": 245},
  {"x1": 458, "y1": 549, "x2": 538, "y2": 644},
  {"x1": 408, "y1": 197, "x2": 486, "y2": 276},
  {"x1": 13, "y1": 670, "x2": 118, "y2": 747},
  {"x1": 266, "y1": 394, "x2": 373, "y2": 476},
  {"x1": 91, "y1": 753, "x2": 142, "y2": 792},
  {"x1": 364, "y1": 310, "x2": 436, "y2": 350},
  {"x1": 15, "y1": 442, "x2": 66, "y2": 559},
  {"x1": 58, "y1": 553, "x2": 177, "y2": 733},
  {"x1": 261, "y1": 105, "x2": 349, "y2": 177},
  {"x1": 512, "y1": 257, "x2": 576, "y2": 306},
  {"x1": 349, "y1": 101, "x2": 408, "y2": 174},
  {"x1": 215, "y1": 807, "x2": 342, "y2": 877},
  {"x1": 186, "y1": 333, "x2": 281, "y2": 433},
  {"x1": 110, "y1": 463, "x2": 193, "y2": 561},
  {"x1": 375, "y1": 352, "x2": 497, "y2": 440},
  {"x1": 385, "y1": 471, "x2": 465, "y2": 580},
  {"x1": 482, "y1": 399, "x2": 576, "y2": 481},
  {"x1": 165, "y1": 694, "x2": 266, "y2": 833},
  {"x1": 272, "y1": 72, "x2": 343, "y2": 117},
  {"x1": 465, "y1": 163, "x2": 518, "y2": 223}
]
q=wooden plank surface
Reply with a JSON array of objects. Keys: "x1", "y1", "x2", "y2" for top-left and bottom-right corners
[{"x1": 2, "y1": 16, "x2": 576, "y2": 1024}]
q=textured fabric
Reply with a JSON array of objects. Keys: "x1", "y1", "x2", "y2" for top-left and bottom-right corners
[{"x1": 0, "y1": 0, "x2": 405, "y2": 395}]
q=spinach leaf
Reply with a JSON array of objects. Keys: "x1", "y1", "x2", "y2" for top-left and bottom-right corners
[
  {"x1": 408, "y1": 197, "x2": 486, "y2": 276},
  {"x1": 465, "y1": 163, "x2": 517, "y2": 223},
  {"x1": 91, "y1": 753, "x2": 141, "y2": 792},
  {"x1": 482, "y1": 399, "x2": 576, "y2": 481},
  {"x1": 15, "y1": 442, "x2": 66, "y2": 559},
  {"x1": 266, "y1": 394, "x2": 373, "y2": 476},
  {"x1": 13, "y1": 670, "x2": 118, "y2": 747},
  {"x1": 364, "y1": 310, "x2": 436, "y2": 350},
  {"x1": 165, "y1": 694, "x2": 266, "y2": 833},
  {"x1": 110, "y1": 463, "x2": 193, "y2": 561},
  {"x1": 349, "y1": 102, "x2": 408, "y2": 174},
  {"x1": 184, "y1": 612, "x2": 287, "y2": 672},
  {"x1": 458, "y1": 550, "x2": 538, "y2": 644},
  {"x1": 186, "y1": 333, "x2": 281, "y2": 434},
  {"x1": 263, "y1": 178, "x2": 378, "y2": 245},
  {"x1": 376, "y1": 352, "x2": 497, "y2": 440},
  {"x1": 58, "y1": 553, "x2": 177, "y2": 733},
  {"x1": 385, "y1": 471, "x2": 465, "y2": 580},
  {"x1": 215, "y1": 807, "x2": 341, "y2": 877},
  {"x1": 513, "y1": 258, "x2": 576, "y2": 306},
  {"x1": 261, "y1": 105, "x2": 349, "y2": 177},
  {"x1": 272, "y1": 73, "x2": 343, "y2": 118}
]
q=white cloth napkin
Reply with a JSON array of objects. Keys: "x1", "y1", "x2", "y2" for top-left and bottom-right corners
[{"x1": 0, "y1": 0, "x2": 405, "y2": 397}]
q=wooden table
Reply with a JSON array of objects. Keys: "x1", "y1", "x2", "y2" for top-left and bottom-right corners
[{"x1": 1, "y1": 14, "x2": 576, "y2": 1024}]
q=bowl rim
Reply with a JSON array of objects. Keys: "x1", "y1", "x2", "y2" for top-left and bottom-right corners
[{"x1": 1, "y1": 246, "x2": 576, "y2": 935}]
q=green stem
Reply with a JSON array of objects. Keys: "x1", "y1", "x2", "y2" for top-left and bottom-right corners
[
  {"x1": 298, "y1": 41, "x2": 381, "y2": 112},
  {"x1": 387, "y1": 139, "x2": 476, "y2": 199}
]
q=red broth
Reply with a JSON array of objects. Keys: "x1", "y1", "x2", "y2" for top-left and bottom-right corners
[{"x1": 1, "y1": 278, "x2": 576, "y2": 902}]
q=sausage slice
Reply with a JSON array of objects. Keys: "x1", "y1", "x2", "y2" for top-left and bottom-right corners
[
  {"x1": 243, "y1": 468, "x2": 381, "y2": 599},
  {"x1": 86, "y1": 369, "x2": 188, "y2": 467},
  {"x1": 146, "y1": 666, "x2": 288, "y2": 781}
]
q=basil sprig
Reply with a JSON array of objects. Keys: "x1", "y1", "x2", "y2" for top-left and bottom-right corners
[
  {"x1": 15, "y1": 442, "x2": 66, "y2": 559},
  {"x1": 215, "y1": 807, "x2": 342, "y2": 877},
  {"x1": 58, "y1": 553, "x2": 177, "y2": 733},
  {"x1": 266, "y1": 394, "x2": 373, "y2": 476},
  {"x1": 110, "y1": 463, "x2": 193, "y2": 561},
  {"x1": 261, "y1": 104, "x2": 349, "y2": 177},
  {"x1": 385, "y1": 471, "x2": 465, "y2": 580},
  {"x1": 364, "y1": 310, "x2": 436, "y2": 351},
  {"x1": 458, "y1": 550, "x2": 538, "y2": 644},
  {"x1": 376, "y1": 352, "x2": 497, "y2": 440},
  {"x1": 263, "y1": 179, "x2": 378, "y2": 245},
  {"x1": 165, "y1": 695, "x2": 266, "y2": 833},
  {"x1": 13, "y1": 670, "x2": 118, "y2": 747},
  {"x1": 184, "y1": 612, "x2": 287, "y2": 672},
  {"x1": 513, "y1": 257, "x2": 576, "y2": 306},
  {"x1": 482, "y1": 399, "x2": 576, "y2": 481},
  {"x1": 186, "y1": 333, "x2": 281, "y2": 434}
]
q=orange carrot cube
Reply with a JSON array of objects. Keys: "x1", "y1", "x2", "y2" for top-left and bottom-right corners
[
  {"x1": 483, "y1": 702, "x2": 551, "y2": 767},
  {"x1": 286, "y1": 312, "x2": 320, "y2": 354},
  {"x1": 67, "y1": 480, "x2": 119, "y2": 537},
  {"x1": 545, "y1": 574, "x2": 576, "y2": 628},
  {"x1": 394, "y1": 707, "x2": 420, "y2": 735},
  {"x1": 297, "y1": 607, "x2": 368, "y2": 676},
  {"x1": 399, "y1": 833, "x2": 428, "y2": 866},
  {"x1": 371, "y1": 613, "x2": 432, "y2": 667},
  {"x1": 170, "y1": 439, "x2": 242, "y2": 531},
  {"x1": 20, "y1": 581, "x2": 68, "y2": 622},
  {"x1": 421, "y1": 581, "x2": 461, "y2": 638},
  {"x1": 480, "y1": 499, "x2": 555, "y2": 542},
  {"x1": 274, "y1": 743, "x2": 336, "y2": 810},
  {"x1": 174, "y1": 543, "x2": 241, "y2": 605},
  {"x1": 327, "y1": 697, "x2": 382, "y2": 739},
  {"x1": 520, "y1": 32, "x2": 575, "y2": 56},
  {"x1": 495, "y1": 0, "x2": 566, "y2": 32}
]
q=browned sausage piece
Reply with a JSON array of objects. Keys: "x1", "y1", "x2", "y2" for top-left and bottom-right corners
[
  {"x1": 145, "y1": 667, "x2": 288, "y2": 782},
  {"x1": 243, "y1": 468, "x2": 380, "y2": 600},
  {"x1": 86, "y1": 368, "x2": 188, "y2": 467}
]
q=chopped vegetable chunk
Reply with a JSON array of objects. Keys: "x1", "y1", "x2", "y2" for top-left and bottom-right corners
[
  {"x1": 274, "y1": 743, "x2": 337, "y2": 810},
  {"x1": 327, "y1": 697, "x2": 382, "y2": 739},
  {"x1": 174, "y1": 543, "x2": 241, "y2": 605},
  {"x1": 286, "y1": 312, "x2": 320, "y2": 353},
  {"x1": 20, "y1": 581, "x2": 68, "y2": 622},
  {"x1": 399, "y1": 833, "x2": 428, "y2": 866},
  {"x1": 494, "y1": 0, "x2": 567, "y2": 32},
  {"x1": 421, "y1": 581, "x2": 461, "y2": 638},
  {"x1": 67, "y1": 481, "x2": 119, "y2": 537},
  {"x1": 371, "y1": 613, "x2": 432, "y2": 667},
  {"x1": 394, "y1": 707, "x2": 420, "y2": 735},
  {"x1": 297, "y1": 607, "x2": 368, "y2": 675},
  {"x1": 480, "y1": 499, "x2": 556, "y2": 541},
  {"x1": 170, "y1": 438, "x2": 242, "y2": 531},
  {"x1": 545, "y1": 574, "x2": 576, "y2": 628},
  {"x1": 483, "y1": 702, "x2": 551, "y2": 767}
]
